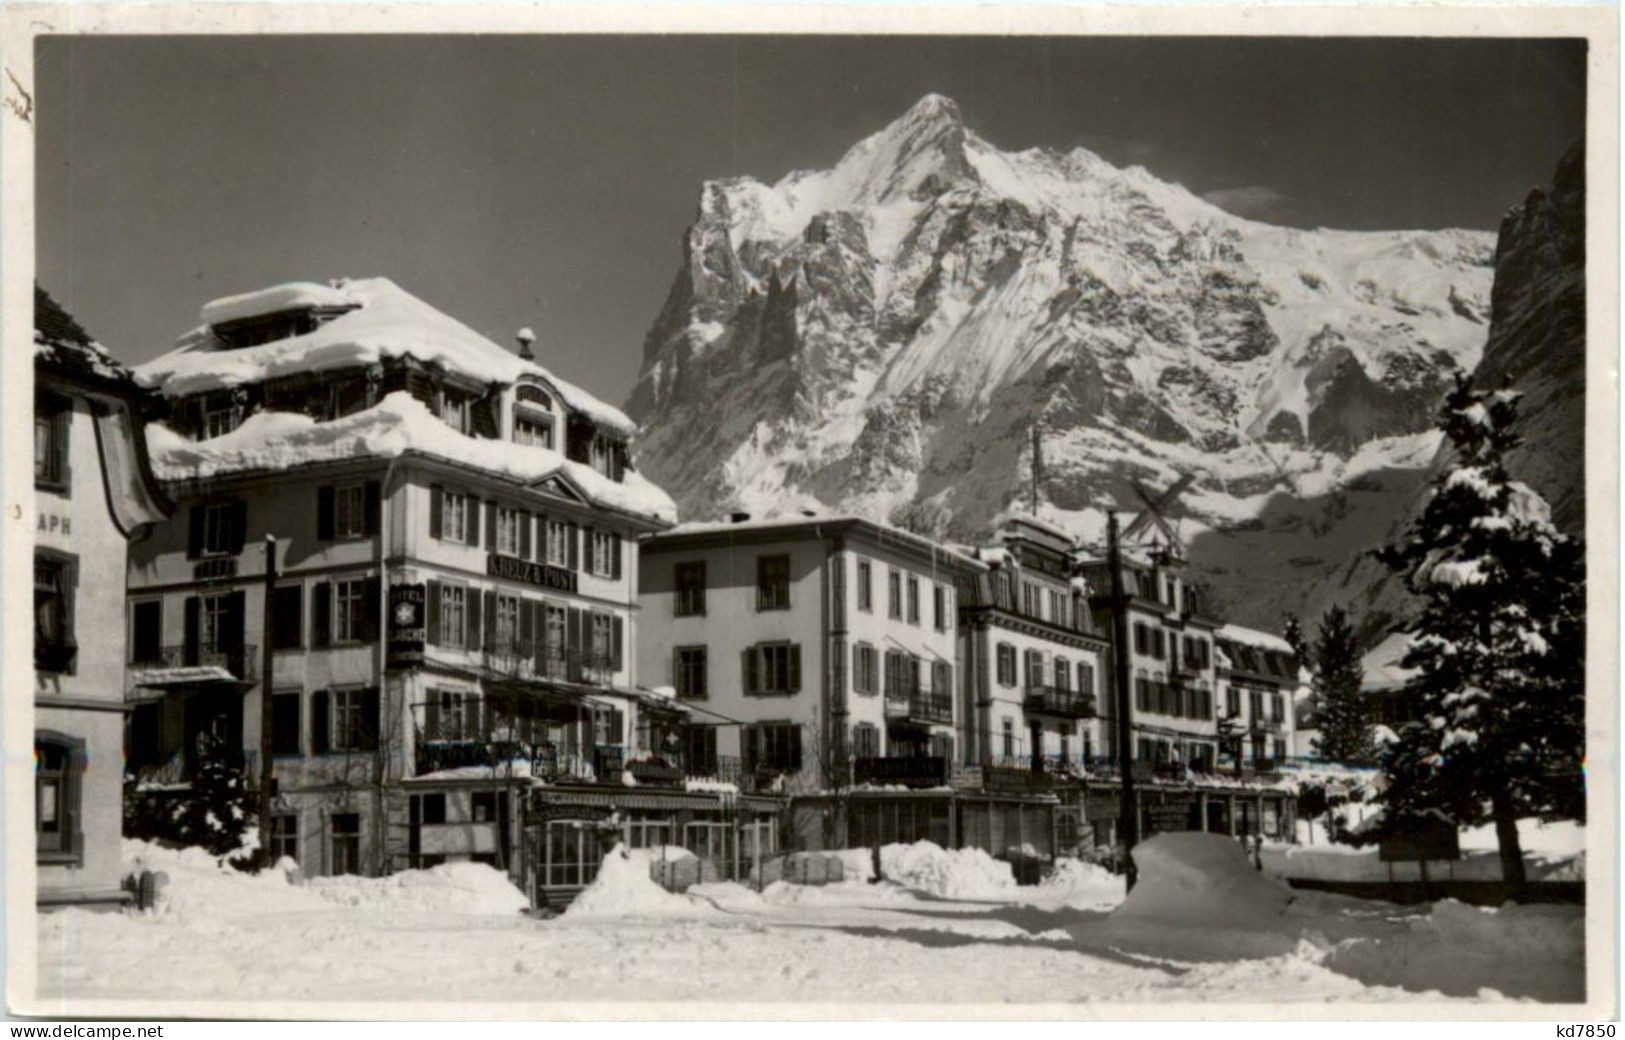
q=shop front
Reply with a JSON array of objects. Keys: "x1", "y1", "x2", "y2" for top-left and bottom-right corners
[{"x1": 525, "y1": 785, "x2": 784, "y2": 909}]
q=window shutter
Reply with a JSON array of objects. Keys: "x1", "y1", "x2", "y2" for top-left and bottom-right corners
[
  {"x1": 742, "y1": 647, "x2": 758, "y2": 696},
  {"x1": 312, "y1": 583, "x2": 332, "y2": 648},
  {"x1": 789, "y1": 644, "x2": 802, "y2": 692},
  {"x1": 423, "y1": 695, "x2": 440, "y2": 741},
  {"x1": 468, "y1": 497, "x2": 481, "y2": 548},
  {"x1": 789, "y1": 727, "x2": 803, "y2": 772},
  {"x1": 187, "y1": 505, "x2": 204, "y2": 559},
  {"x1": 611, "y1": 616, "x2": 624, "y2": 673},
  {"x1": 608, "y1": 708, "x2": 624, "y2": 746},
  {"x1": 227, "y1": 500, "x2": 248, "y2": 554},
  {"x1": 361, "y1": 686, "x2": 382, "y2": 750},
  {"x1": 567, "y1": 523, "x2": 579, "y2": 570},
  {"x1": 363, "y1": 481, "x2": 381, "y2": 537},
  {"x1": 311, "y1": 690, "x2": 330, "y2": 754},
  {"x1": 743, "y1": 726, "x2": 759, "y2": 772},
  {"x1": 582, "y1": 527, "x2": 595, "y2": 574},
  {"x1": 361, "y1": 576, "x2": 381, "y2": 641},
  {"x1": 425, "y1": 580, "x2": 442, "y2": 646},
  {"x1": 485, "y1": 501, "x2": 498, "y2": 551},
  {"x1": 272, "y1": 693, "x2": 303, "y2": 757},
  {"x1": 468, "y1": 589, "x2": 484, "y2": 650},
  {"x1": 520, "y1": 599, "x2": 538, "y2": 653},
  {"x1": 316, "y1": 486, "x2": 335, "y2": 540},
  {"x1": 519, "y1": 511, "x2": 532, "y2": 560},
  {"x1": 482, "y1": 589, "x2": 497, "y2": 650},
  {"x1": 224, "y1": 590, "x2": 247, "y2": 650},
  {"x1": 183, "y1": 596, "x2": 200, "y2": 666},
  {"x1": 429, "y1": 486, "x2": 444, "y2": 540},
  {"x1": 611, "y1": 536, "x2": 622, "y2": 580}
]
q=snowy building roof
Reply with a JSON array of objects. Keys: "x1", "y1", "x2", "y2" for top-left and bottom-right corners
[
  {"x1": 144, "y1": 391, "x2": 676, "y2": 525},
  {"x1": 1215, "y1": 623, "x2": 1295, "y2": 655},
  {"x1": 35, "y1": 285, "x2": 142, "y2": 389},
  {"x1": 657, "y1": 512, "x2": 986, "y2": 570},
  {"x1": 137, "y1": 277, "x2": 637, "y2": 437}
]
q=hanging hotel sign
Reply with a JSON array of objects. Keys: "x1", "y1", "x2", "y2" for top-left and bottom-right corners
[
  {"x1": 386, "y1": 583, "x2": 426, "y2": 669},
  {"x1": 487, "y1": 553, "x2": 578, "y2": 593}
]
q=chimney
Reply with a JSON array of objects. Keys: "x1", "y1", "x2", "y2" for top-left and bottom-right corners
[{"x1": 515, "y1": 326, "x2": 536, "y2": 361}]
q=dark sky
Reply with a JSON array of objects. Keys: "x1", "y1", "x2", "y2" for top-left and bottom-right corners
[{"x1": 35, "y1": 35, "x2": 1585, "y2": 403}]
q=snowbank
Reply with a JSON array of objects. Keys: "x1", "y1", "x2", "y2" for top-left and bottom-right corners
[
  {"x1": 145, "y1": 390, "x2": 676, "y2": 524},
  {"x1": 1263, "y1": 818, "x2": 1585, "y2": 882},
  {"x1": 1324, "y1": 899, "x2": 1585, "y2": 1002},
  {"x1": 1025, "y1": 857, "x2": 1124, "y2": 910},
  {"x1": 878, "y1": 841, "x2": 1016, "y2": 898},
  {"x1": 307, "y1": 861, "x2": 528, "y2": 916},
  {"x1": 563, "y1": 844, "x2": 703, "y2": 918},
  {"x1": 1116, "y1": 833, "x2": 1294, "y2": 925}
]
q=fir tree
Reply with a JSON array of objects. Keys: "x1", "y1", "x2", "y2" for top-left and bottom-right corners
[
  {"x1": 1377, "y1": 375, "x2": 1585, "y2": 887},
  {"x1": 168, "y1": 735, "x2": 255, "y2": 857},
  {"x1": 1310, "y1": 605, "x2": 1371, "y2": 764},
  {"x1": 1282, "y1": 614, "x2": 1309, "y2": 663}
]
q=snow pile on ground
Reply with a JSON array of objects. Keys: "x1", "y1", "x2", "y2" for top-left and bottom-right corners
[
  {"x1": 1022, "y1": 857, "x2": 1124, "y2": 910},
  {"x1": 878, "y1": 841, "x2": 1018, "y2": 898},
  {"x1": 307, "y1": 861, "x2": 527, "y2": 916},
  {"x1": 1324, "y1": 899, "x2": 1585, "y2": 1002},
  {"x1": 1117, "y1": 833, "x2": 1293, "y2": 925},
  {"x1": 120, "y1": 839, "x2": 315, "y2": 920},
  {"x1": 563, "y1": 844, "x2": 703, "y2": 918},
  {"x1": 823, "y1": 848, "x2": 878, "y2": 883},
  {"x1": 1264, "y1": 817, "x2": 1585, "y2": 882}
]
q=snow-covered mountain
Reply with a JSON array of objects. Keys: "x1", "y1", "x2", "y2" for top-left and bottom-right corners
[
  {"x1": 626, "y1": 94, "x2": 1497, "y2": 628},
  {"x1": 1331, "y1": 141, "x2": 1587, "y2": 644}
]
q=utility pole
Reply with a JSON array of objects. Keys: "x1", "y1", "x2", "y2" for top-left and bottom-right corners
[
  {"x1": 1107, "y1": 514, "x2": 1139, "y2": 891},
  {"x1": 258, "y1": 534, "x2": 278, "y2": 869},
  {"x1": 1029, "y1": 426, "x2": 1042, "y2": 515}
]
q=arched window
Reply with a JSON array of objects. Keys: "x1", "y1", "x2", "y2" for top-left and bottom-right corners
[
  {"x1": 35, "y1": 731, "x2": 85, "y2": 865},
  {"x1": 516, "y1": 384, "x2": 552, "y2": 408}
]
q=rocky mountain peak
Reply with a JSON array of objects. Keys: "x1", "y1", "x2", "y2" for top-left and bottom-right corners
[{"x1": 626, "y1": 94, "x2": 1501, "y2": 630}]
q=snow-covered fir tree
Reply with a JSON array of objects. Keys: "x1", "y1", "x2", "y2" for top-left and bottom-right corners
[
  {"x1": 1310, "y1": 605, "x2": 1372, "y2": 764},
  {"x1": 1377, "y1": 375, "x2": 1585, "y2": 886}
]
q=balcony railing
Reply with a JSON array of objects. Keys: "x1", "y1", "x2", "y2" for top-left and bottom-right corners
[
  {"x1": 683, "y1": 753, "x2": 789, "y2": 794},
  {"x1": 131, "y1": 643, "x2": 258, "y2": 682},
  {"x1": 127, "y1": 747, "x2": 258, "y2": 788},
  {"x1": 477, "y1": 640, "x2": 615, "y2": 687},
  {"x1": 1022, "y1": 685, "x2": 1096, "y2": 720},
  {"x1": 852, "y1": 755, "x2": 947, "y2": 788},
  {"x1": 1251, "y1": 717, "x2": 1285, "y2": 734},
  {"x1": 883, "y1": 689, "x2": 954, "y2": 727}
]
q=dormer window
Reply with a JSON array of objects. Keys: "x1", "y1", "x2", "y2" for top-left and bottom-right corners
[
  {"x1": 211, "y1": 309, "x2": 320, "y2": 349},
  {"x1": 200, "y1": 392, "x2": 241, "y2": 441},
  {"x1": 515, "y1": 415, "x2": 553, "y2": 449},
  {"x1": 516, "y1": 385, "x2": 552, "y2": 409},
  {"x1": 440, "y1": 391, "x2": 471, "y2": 435}
]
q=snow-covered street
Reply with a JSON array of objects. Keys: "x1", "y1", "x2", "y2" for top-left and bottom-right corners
[{"x1": 32, "y1": 835, "x2": 1585, "y2": 1012}]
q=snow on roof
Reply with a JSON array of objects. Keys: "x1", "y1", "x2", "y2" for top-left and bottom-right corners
[
  {"x1": 199, "y1": 281, "x2": 358, "y2": 327},
  {"x1": 662, "y1": 513, "x2": 985, "y2": 569},
  {"x1": 139, "y1": 277, "x2": 636, "y2": 436},
  {"x1": 35, "y1": 285, "x2": 137, "y2": 386},
  {"x1": 1362, "y1": 631, "x2": 1419, "y2": 691},
  {"x1": 144, "y1": 390, "x2": 677, "y2": 524},
  {"x1": 1215, "y1": 623, "x2": 1295, "y2": 655}
]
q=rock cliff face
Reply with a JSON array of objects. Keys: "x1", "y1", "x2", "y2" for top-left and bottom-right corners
[
  {"x1": 627, "y1": 94, "x2": 1505, "y2": 629},
  {"x1": 1322, "y1": 142, "x2": 1587, "y2": 643}
]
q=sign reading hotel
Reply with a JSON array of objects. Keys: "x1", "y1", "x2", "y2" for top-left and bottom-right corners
[
  {"x1": 487, "y1": 552, "x2": 578, "y2": 594},
  {"x1": 387, "y1": 583, "x2": 427, "y2": 669}
]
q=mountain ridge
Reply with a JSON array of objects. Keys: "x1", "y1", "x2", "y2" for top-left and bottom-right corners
[{"x1": 626, "y1": 94, "x2": 1501, "y2": 631}]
